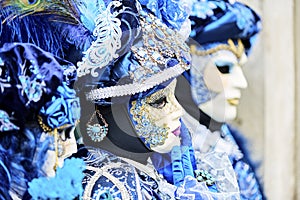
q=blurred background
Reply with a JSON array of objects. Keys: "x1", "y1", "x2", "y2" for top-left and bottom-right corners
[{"x1": 233, "y1": 0, "x2": 300, "y2": 199}]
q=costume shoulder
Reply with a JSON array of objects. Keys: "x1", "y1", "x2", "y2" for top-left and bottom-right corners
[{"x1": 74, "y1": 146, "x2": 146, "y2": 199}]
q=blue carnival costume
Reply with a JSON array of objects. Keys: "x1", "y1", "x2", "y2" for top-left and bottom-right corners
[
  {"x1": 0, "y1": 0, "x2": 258, "y2": 199},
  {"x1": 175, "y1": 0, "x2": 265, "y2": 199},
  {"x1": 0, "y1": 43, "x2": 83, "y2": 200},
  {"x1": 69, "y1": 0, "x2": 240, "y2": 199}
]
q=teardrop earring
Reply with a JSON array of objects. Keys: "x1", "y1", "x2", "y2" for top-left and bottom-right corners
[{"x1": 86, "y1": 110, "x2": 109, "y2": 142}]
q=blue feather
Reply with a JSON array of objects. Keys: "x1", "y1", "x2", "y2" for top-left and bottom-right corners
[{"x1": 76, "y1": 0, "x2": 107, "y2": 32}]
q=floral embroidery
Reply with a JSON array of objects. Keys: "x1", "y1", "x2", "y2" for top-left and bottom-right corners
[{"x1": 19, "y1": 75, "x2": 45, "y2": 104}]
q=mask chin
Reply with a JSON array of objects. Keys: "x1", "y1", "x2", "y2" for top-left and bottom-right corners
[{"x1": 199, "y1": 94, "x2": 238, "y2": 123}]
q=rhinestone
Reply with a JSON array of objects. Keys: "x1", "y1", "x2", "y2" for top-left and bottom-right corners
[{"x1": 154, "y1": 28, "x2": 165, "y2": 39}]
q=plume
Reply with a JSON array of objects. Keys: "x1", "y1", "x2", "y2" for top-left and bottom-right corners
[
  {"x1": 0, "y1": 0, "x2": 83, "y2": 56},
  {"x1": 0, "y1": 0, "x2": 141, "y2": 65}
]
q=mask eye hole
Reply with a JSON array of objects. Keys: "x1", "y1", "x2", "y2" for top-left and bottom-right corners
[
  {"x1": 216, "y1": 64, "x2": 232, "y2": 74},
  {"x1": 148, "y1": 96, "x2": 168, "y2": 109}
]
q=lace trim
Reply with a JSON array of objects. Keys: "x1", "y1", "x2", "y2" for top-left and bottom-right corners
[{"x1": 87, "y1": 65, "x2": 186, "y2": 101}]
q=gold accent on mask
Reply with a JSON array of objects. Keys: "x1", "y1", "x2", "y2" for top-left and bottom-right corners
[
  {"x1": 190, "y1": 39, "x2": 245, "y2": 59},
  {"x1": 227, "y1": 98, "x2": 240, "y2": 106},
  {"x1": 130, "y1": 99, "x2": 169, "y2": 148}
]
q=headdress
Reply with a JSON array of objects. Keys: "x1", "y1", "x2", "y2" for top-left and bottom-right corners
[
  {"x1": 189, "y1": 0, "x2": 261, "y2": 54},
  {"x1": 0, "y1": 0, "x2": 191, "y2": 98},
  {"x1": 78, "y1": 1, "x2": 192, "y2": 105},
  {"x1": 0, "y1": 43, "x2": 80, "y2": 129}
]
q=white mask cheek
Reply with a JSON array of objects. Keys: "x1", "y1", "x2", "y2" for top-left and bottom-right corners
[
  {"x1": 203, "y1": 62, "x2": 225, "y2": 93},
  {"x1": 40, "y1": 129, "x2": 78, "y2": 177},
  {"x1": 199, "y1": 92, "x2": 238, "y2": 122},
  {"x1": 42, "y1": 150, "x2": 56, "y2": 177},
  {"x1": 39, "y1": 133, "x2": 56, "y2": 177},
  {"x1": 228, "y1": 65, "x2": 248, "y2": 89}
]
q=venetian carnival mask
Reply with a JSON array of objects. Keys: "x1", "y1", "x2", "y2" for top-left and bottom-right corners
[
  {"x1": 130, "y1": 80, "x2": 184, "y2": 153},
  {"x1": 190, "y1": 41, "x2": 248, "y2": 122}
]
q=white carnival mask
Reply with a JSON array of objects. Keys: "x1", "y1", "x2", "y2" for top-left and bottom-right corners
[
  {"x1": 130, "y1": 80, "x2": 184, "y2": 153},
  {"x1": 190, "y1": 40, "x2": 248, "y2": 122}
]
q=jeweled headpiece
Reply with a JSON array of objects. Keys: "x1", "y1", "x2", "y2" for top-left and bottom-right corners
[{"x1": 79, "y1": 1, "x2": 191, "y2": 104}]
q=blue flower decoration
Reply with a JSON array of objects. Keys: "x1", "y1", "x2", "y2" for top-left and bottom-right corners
[
  {"x1": 140, "y1": 0, "x2": 189, "y2": 30},
  {"x1": 28, "y1": 158, "x2": 86, "y2": 200},
  {"x1": 39, "y1": 82, "x2": 80, "y2": 129}
]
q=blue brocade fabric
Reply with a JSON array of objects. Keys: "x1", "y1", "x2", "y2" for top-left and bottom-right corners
[
  {"x1": 75, "y1": 146, "x2": 160, "y2": 199},
  {"x1": 76, "y1": 146, "x2": 219, "y2": 200}
]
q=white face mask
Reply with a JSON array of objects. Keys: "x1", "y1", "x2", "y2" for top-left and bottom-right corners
[
  {"x1": 130, "y1": 80, "x2": 184, "y2": 153},
  {"x1": 197, "y1": 50, "x2": 248, "y2": 122}
]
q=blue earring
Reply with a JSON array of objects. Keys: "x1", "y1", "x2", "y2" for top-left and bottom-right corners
[{"x1": 86, "y1": 110, "x2": 108, "y2": 142}]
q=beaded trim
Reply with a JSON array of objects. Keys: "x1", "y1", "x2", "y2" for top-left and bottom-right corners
[
  {"x1": 37, "y1": 115, "x2": 52, "y2": 132},
  {"x1": 190, "y1": 39, "x2": 245, "y2": 59},
  {"x1": 87, "y1": 66, "x2": 186, "y2": 101},
  {"x1": 37, "y1": 115, "x2": 78, "y2": 132}
]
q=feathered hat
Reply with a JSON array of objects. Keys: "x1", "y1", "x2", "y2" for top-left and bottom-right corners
[{"x1": 189, "y1": 0, "x2": 261, "y2": 55}]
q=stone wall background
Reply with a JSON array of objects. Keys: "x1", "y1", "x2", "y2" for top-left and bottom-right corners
[{"x1": 232, "y1": 0, "x2": 298, "y2": 199}]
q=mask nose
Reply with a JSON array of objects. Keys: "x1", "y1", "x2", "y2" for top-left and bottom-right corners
[
  {"x1": 230, "y1": 65, "x2": 248, "y2": 89},
  {"x1": 164, "y1": 97, "x2": 184, "y2": 121}
]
